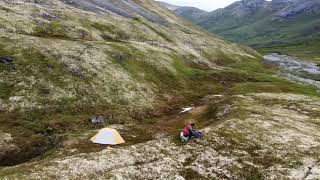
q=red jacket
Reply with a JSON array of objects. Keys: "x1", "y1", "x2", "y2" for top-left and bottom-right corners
[{"x1": 182, "y1": 124, "x2": 192, "y2": 137}]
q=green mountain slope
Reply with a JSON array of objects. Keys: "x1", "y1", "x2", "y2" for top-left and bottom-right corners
[
  {"x1": 170, "y1": 0, "x2": 320, "y2": 61},
  {"x1": 203, "y1": 0, "x2": 320, "y2": 47},
  {"x1": 211, "y1": 13, "x2": 320, "y2": 48}
]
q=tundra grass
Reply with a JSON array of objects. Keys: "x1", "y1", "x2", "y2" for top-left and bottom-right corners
[{"x1": 0, "y1": 38, "x2": 319, "y2": 168}]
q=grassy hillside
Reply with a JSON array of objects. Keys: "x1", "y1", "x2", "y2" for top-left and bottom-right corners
[
  {"x1": 0, "y1": 0, "x2": 260, "y2": 165},
  {"x1": 0, "y1": 0, "x2": 319, "y2": 172}
]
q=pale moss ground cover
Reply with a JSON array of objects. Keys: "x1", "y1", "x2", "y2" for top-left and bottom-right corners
[
  {"x1": 0, "y1": 0, "x2": 262, "y2": 166},
  {"x1": 0, "y1": 0, "x2": 319, "y2": 178},
  {"x1": 2, "y1": 93, "x2": 320, "y2": 179}
]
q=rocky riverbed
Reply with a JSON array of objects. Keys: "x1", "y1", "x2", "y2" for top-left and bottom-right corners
[{"x1": 263, "y1": 53, "x2": 320, "y2": 88}]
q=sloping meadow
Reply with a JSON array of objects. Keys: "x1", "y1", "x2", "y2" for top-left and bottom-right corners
[{"x1": 0, "y1": 0, "x2": 318, "y2": 167}]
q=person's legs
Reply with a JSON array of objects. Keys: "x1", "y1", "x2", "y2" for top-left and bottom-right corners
[
  {"x1": 191, "y1": 130, "x2": 202, "y2": 138},
  {"x1": 188, "y1": 132, "x2": 193, "y2": 139},
  {"x1": 190, "y1": 130, "x2": 196, "y2": 138},
  {"x1": 195, "y1": 131, "x2": 202, "y2": 138}
]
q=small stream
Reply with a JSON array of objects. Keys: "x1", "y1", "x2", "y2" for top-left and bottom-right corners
[{"x1": 263, "y1": 53, "x2": 320, "y2": 89}]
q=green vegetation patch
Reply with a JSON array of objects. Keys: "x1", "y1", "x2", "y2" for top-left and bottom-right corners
[
  {"x1": 208, "y1": 57, "x2": 320, "y2": 96},
  {"x1": 91, "y1": 22, "x2": 130, "y2": 42},
  {"x1": 139, "y1": 20, "x2": 174, "y2": 43},
  {"x1": 230, "y1": 81, "x2": 319, "y2": 96},
  {"x1": 0, "y1": 42, "x2": 72, "y2": 100},
  {"x1": 107, "y1": 43, "x2": 226, "y2": 102},
  {"x1": 0, "y1": 82, "x2": 12, "y2": 100},
  {"x1": 108, "y1": 44, "x2": 183, "y2": 90},
  {"x1": 33, "y1": 21, "x2": 70, "y2": 39}
]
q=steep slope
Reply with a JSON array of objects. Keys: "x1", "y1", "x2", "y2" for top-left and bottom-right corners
[
  {"x1": 0, "y1": 0, "x2": 261, "y2": 166},
  {"x1": 1, "y1": 1, "x2": 320, "y2": 178},
  {"x1": 0, "y1": 0, "x2": 260, "y2": 119},
  {"x1": 212, "y1": 0, "x2": 320, "y2": 47},
  {"x1": 199, "y1": 0, "x2": 320, "y2": 46},
  {"x1": 198, "y1": 0, "x2": 271, "y2": 34}
]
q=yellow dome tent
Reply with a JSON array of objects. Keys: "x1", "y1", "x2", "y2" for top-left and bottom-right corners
[{"x1": 91, "y1": 128, "x2": 125, "y2": 145}]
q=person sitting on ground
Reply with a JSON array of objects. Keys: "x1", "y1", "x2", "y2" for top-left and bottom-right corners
[{"x1": 180, "y1": 123, "x2": 202, "y2": 142}]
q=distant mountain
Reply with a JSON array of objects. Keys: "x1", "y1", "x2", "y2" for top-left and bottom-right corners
[
  {"x1": 174, "y1": 7, "x2": 209, "y2": 22},
  {"x1": 162, "y1": 0, "x2": 320, "y2": 50},
  {"x1": 156, "y1": 1, "x2": 180, "y2": 11},
  {"x1": 157, "y1": 1, "x2": 209, "y2": 22}
]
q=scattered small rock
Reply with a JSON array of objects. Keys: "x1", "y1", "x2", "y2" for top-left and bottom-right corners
[
  {"x1": 0, "y1": 133, "x2": 13, "y2": 145},
  {"x1": 90, "y1": 115, "x2": 106, "y2": 125},
  {"x1": 0, "y1": 56, "x2": 13, "y2": 64},
  {"x1": 40, "y1": 13, "x2": 59, "y2": 21},
  {"x1": 9, "y1": 96, "x2": 24, "y2": 102},
  {"x1": 112, "y1": 53, "x2": 127, "y2": 61}
]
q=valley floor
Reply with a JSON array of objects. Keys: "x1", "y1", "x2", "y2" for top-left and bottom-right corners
[
  {"x1": 257, "y1": 42, "x2": 320, "y2": 64},
  {"x1": 1, "y1": 93, "x2": 320, "y2": 179}
]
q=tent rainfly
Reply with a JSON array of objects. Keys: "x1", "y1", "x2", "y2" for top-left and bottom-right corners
[{"x1": 91, "y1": 128, "x2": 125, "y2": 145}]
